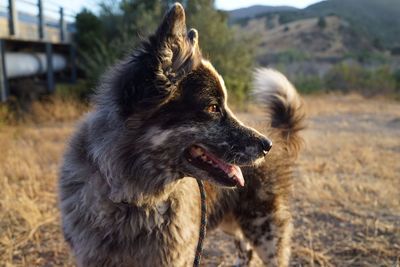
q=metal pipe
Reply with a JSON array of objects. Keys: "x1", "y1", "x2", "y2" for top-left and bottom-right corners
[{"x1": 5, "y1": 52, "x2": 67, "y2": 78}]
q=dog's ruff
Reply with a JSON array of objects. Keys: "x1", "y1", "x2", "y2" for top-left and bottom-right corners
[{"x1": 59, "y1": 3, "x2": 305, "y2": 267}]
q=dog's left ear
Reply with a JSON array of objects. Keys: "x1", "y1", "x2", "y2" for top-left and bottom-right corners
[
  {"x1": 154, "y1": 3, "x2": 201, "y2": 83},
  {"x1": 99, "y1": 3, "x2": 201, "y2": 118},
  {"x1": 156, "y1": 3, "x2": 187, "y2": 42}
]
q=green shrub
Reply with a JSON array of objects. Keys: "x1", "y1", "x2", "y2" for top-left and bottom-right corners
[
  {"x1": 55, "y1": 81, "x2": 93, "y2": 101},
  {"x1": 317, "y1": 16, "x2": 327, "y2": 28},
  {"x1": 393, "y1": 69, "x2": 400, "y2": 90},
  {"x1": 283, "y1": 25, "x2": 290, "y2": 32},
  {"x1": 344, "y1": 51, "x2": 389, "y2": 64},
  {"x1": 324, "y1": 64, "x2": 396, "y2": 95},
  {"x1": 295, "y1": 75, "x2": 325, "y2": 94},
  {"x1": 274, "y1": 49, "x2": 310, "y2": 64},
  {"x1": 370, "y1": 67, "x2": 397, "y2": 94},
  {"x1": 75, "y1": 9, "x2": 105, "y2": 53},
  {"x1": 0, "y1": 103, "x2": 13, "y2": 126}
]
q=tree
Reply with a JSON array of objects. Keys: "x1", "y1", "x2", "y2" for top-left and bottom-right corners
[
  {"x1": 372, "y1": 38, "x2": 383, "y2": 50},
  {"x1": 75, "y1": 9, "x2": 104, "y2": 52},
  {"x1": 317, "y1": 16, "x2": 327, "y2": 28},
  {"x1": 75, "y1": 0, "x2": 163, "y2": 84},
  {"x1": 185, "y1": 0, "x2": 258, "y2": 101},
  {"x1": 75, "y1": 0, "x2": 258, "y2": 101},
  {"x1": 119, "y1": 0, "x2": 164, "y2": 40}
]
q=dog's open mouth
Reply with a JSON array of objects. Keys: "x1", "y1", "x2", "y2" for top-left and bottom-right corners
[{"x1": 185, "y1": 144, "x2": 244, "y2": 187}]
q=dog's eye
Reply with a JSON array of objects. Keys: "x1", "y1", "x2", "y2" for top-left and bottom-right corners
[{"x1": 207, "y1": 104, "x2": 220, "y2": 113}]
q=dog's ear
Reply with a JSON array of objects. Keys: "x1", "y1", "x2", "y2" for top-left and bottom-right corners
[
  {"x1": 98, "y1": 3, "x2": 201, "y2": 117},
  {"x1": 156, "y1": 3, "x2": 187, "y2": 42},
  {"x1": 187, "y1": 28, "x2": 199, "y2": 47},
  {"x1": 154, "y1": 3, "x2": 200, "y2": 48},
  {"x1": 154, "y1": 3, "x2": 201, "y2": 84}
]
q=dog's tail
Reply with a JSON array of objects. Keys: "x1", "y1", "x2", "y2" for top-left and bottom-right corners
[{"x1": 253, "y1": 68, "x2": 305, "y2": 156}]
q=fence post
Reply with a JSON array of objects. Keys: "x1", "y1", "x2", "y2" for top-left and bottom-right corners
[
  {"x1": 46, "y1": 43, "x2": 54, "y2": 92},
  {"x1": 8, "y1": 0, "x2": 19, "y2": 36},
  {"x1": 69, "y1": 45, "x2": 77, "y2": 83},
  {"x1": 38, "y1": 0, "x2": 45, "y2": 39},
  {"x1": 59, "y1": 7, "x2": 66, "y2": 42},
  {"x1": 0, "y1": 40, "x2": 8, "y2": 102}
]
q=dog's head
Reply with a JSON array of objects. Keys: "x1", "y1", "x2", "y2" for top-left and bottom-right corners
[{"x1": 94, "y1": 3, "x2": 272, "y2": 203}]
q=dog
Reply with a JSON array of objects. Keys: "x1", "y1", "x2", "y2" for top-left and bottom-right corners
[{"x1": 59, "y1": 3, "x2": 305, "y2": 267}]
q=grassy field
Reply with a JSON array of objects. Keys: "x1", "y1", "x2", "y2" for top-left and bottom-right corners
[{"x1": 0, "y1": 94, "x2": 399, "y2": 266}]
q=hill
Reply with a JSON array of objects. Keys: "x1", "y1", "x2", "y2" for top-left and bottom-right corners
[
  {"x1": 230, "y1": 0, "x2": 400, "y2": 50},
  {"x1": 228, "y1": 5, "x2": 297, "y2": 20},
  {"x1": 307, "y1": 0, "x2": 400, "y2": 49},
  {"x1": 229, "y1": 1, "x2": 400, "y2": 93},
  {"x1": 241, "y1": 15, "x2": 377, "y2": 65}
]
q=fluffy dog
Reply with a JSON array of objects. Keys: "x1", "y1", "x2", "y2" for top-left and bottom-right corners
[{"x1": 59, "y1": 3, "x2": 304, "y2": 267}]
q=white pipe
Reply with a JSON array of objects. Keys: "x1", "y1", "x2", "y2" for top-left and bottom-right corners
[{"x1": 5, "y1": 52, "x2": 67, "y2": 78}]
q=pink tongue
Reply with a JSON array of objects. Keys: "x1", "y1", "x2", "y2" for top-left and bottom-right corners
[
  {"x1": 231, "y1": 165, "x2": 245, "y2": 187},
  {"x1": 203, "y1": 150, "x2": 245, "y2": 187}
]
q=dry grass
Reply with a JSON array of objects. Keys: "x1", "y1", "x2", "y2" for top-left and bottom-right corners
[
  {"x1": 0, "y1": 94, "x2": 399, "y2": 266},
  {"x1": 0, "y1": 96, "x2": 88, "y2": 125},
  {"x1": 291, "y1": 94, "x2": 400, "y2": 267}
]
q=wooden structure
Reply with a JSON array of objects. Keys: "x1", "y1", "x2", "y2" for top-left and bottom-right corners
[{"x1": 0, "y1": 0, "x2": 76, "y2": 101}]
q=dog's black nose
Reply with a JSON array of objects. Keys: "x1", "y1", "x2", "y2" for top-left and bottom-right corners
[{"x1": 260, "y1": 137, "x2": 272, "y2": 156}]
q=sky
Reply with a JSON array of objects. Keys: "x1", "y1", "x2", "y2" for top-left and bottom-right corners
[
  {"x1": 52, "y1": 0, "x2": 323, "y2": 16},
  {"x1": 216, "y1": 0, "x2": 322, "y2": 10}
]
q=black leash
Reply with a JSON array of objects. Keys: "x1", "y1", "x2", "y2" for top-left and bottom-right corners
[{"x1": 193, "y1": 179, "x2": 207, "y2": 267}]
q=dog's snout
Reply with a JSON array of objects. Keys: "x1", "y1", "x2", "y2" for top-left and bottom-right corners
[{"x1": 260, "y1": 137, "x2": 272, "y2": 156}]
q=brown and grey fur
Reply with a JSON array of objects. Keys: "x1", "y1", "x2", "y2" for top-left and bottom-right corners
[{"x1": 59, "y1": 3, "x2": 305, "y2": 267}]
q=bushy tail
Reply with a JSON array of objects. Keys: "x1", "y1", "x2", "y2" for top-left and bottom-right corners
[{"x1": 253, "y1": 68, "x2": 305, "y2": 155}]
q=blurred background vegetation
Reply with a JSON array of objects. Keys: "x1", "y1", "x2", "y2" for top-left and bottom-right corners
[
  {"x1": 230, "y1": 0, "x2": 400, "y2": 97},
  {"x1": 70, "y1": 0, "x2": 400, "y2": 100},
  {"x1": 74, "y1": 0, "x2": 258, "y2": 102}
]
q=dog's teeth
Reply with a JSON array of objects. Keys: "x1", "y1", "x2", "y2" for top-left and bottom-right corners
[
  {"x1": 188, "y1": 158, "x2": 192, "y2": 162},
  {"x1": 228, "y1": 172, "x2": 234, "y2": 178},
  {"x1": 191, "y1": 146, "x2": 205, "y2": 157}
]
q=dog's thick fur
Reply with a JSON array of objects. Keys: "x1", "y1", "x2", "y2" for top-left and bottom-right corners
[{"x1": 59, "y1": 3, "x2": 305, "y2": 267}]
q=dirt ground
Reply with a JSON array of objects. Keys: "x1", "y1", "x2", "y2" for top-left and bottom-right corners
[{"x1": 0, "y1": 94, "x2": 399, "y2": 266}]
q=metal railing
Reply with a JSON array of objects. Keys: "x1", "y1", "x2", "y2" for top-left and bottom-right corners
[
  {"x1": 3, "y1": 0, "x2": 75, "y2": 43},
  {"x1": 0, "y1": 0, "x2": 77, "y2": 102}
]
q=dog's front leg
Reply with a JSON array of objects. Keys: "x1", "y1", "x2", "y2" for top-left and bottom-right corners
[
  {"x1": 219, "y1": 213, "x2": 254, "y2": 267},
  {"x1": 233, "y1": 238, "x2": 253, "y2": 266},
  {"x1": 236, "y1": 202, "x2": 293, "y2": 267}
]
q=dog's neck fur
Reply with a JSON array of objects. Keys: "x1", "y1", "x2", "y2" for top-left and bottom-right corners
[
  {"x1": 85, "y1": 110, "x2": 187, "y2": 208},
  {"x1": 123, "y1": 177, "x2": 183, "y2": 208}
]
